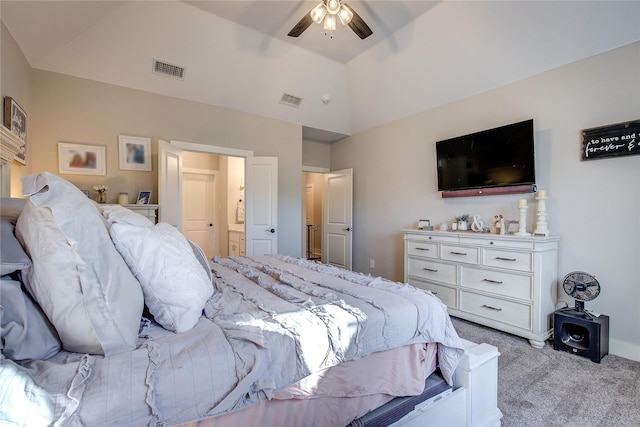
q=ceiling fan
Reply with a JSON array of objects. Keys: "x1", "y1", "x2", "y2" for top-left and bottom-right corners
[{"x1": 288, "y1": 0, "x2": 373, "y2": 39}]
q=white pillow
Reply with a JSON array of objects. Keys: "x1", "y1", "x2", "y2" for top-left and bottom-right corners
[
  {"x1": 15, "y1": 172, "x2": 144, "y2": 355},
  {"x1": 111, "y1": 222, "x2": 213, "y2": 333}
]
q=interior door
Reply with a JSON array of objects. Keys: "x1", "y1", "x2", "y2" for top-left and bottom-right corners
[
  {"x1": 158, "y1": 140, "x2": 182, "y2": 227},
  {"x1": 323, "y1": 168, "x2": 353, "y2": 270},
  {"x1": 182, "y1": 172, "x2": 217, "y2": 258},
  {"x1": 245, "y1": 156, "x2": 278, "y2": 255}
]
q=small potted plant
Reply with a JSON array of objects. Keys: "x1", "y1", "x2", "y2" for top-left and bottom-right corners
[
  {"x1": 93, "y1": 184, "x2": 109, "y2": 204},
  {"x1": 456, "y1": 214, "x2": 470, "y2": 231}
]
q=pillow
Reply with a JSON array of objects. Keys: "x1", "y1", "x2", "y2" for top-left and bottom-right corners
[
  {"x1": 188, "y1": 239, "x2": 213, "y2": 283},
  {"x1": 0, "y1": 217, "x2": 31, "y2": 276},
  {"x1": 0, "y1": 277, "x2": 61, "y2": 361},
  {"x1": 0, "y1": 197, "x2": 26, "y2": 219},
  {"x1": 0, "y1": 198, "x2": 31, "y2": 276},
  {"x1": 111, "y1": 222, "x2": 213, "y2": 333},
  {"x1": 100, "y1": 204, "x2": 154, "y2": 228},
  {"x1": 15, "y1": 172, "x2": 144, "y2": 355}
]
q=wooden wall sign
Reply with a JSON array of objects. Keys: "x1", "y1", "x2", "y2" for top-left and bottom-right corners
[{"x1": 581, "y1": 120, "x2": 640, "y2": 161}]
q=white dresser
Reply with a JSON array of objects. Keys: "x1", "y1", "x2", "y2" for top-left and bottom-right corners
[
  {"x1": 403, "y1": 229, "x2": 559, "y2": 348},
  {"x1": 114, "y1": 204, "x2": 159, "y2": 223}
]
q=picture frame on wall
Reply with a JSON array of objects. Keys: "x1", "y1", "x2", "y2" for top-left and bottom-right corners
[
  {"x1": 119, "y1": 135, "x2": 151, "y2": 171},
  {"x1": 3, "y1": 96, "x2": 27, "y2": 164},
  {"x1": 137, "y1": 191, "x2": 151, "y2": 205},
  {"x1": 58, "y1": 142, "x2": 106, "y2": 175}
]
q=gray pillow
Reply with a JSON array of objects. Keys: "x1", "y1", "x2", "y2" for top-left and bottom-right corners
[
  {"x1": 0, "y1": 277, "x2": 61, "y2": 361},
  {"x1": 0, "y1": 198, "x2": 31, "y2": 276}
]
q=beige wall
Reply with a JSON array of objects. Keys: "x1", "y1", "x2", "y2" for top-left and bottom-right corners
[
  {"x1": 23, "y1": 69, "x2": 302, "y2": 256},
  {"x1": 331, "y1": 42, "x2": 640, "y2": 360},
  {"x1": 1, "y1": 23, "x2": 32, "y2": 193},
  {"x1": 302, "y1": 140, "x2": 331, "y2": 170}
]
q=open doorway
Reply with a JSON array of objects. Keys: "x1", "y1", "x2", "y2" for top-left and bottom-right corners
[
  {"x1": 181, "y1": 152, "x2": 245, "y2": 259},
  {"x1": 303, "y1": 171, "x2": 324, "y2": 261},
  {"x1": 301, "y1": 168, "x2": 353, "y2": 270}
]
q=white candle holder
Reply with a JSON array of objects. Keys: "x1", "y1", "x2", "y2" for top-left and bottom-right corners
[
  {"x1": 534, "y1": 191, "x2": 550, "y2": 236},
  {"x1": 514, "y1": 204, "x2": 530, "y2": 236}
]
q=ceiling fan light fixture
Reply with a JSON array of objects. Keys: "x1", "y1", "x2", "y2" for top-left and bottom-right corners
[
  {"x1": 310, "y1": 3, "x2": 327, "y2": 24},
  {"x1": 323, "y1": 14, "x2": 337, "y2": 31},
  {"x1": 338, "y1": 5, "x2": 353, "y2": 25},
  {"x1": 326, "y1": 0, "x2": 341, "y2": 15}
]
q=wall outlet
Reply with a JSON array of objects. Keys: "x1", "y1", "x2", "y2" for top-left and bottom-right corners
[{"x1": 370, "y1": 259, "x2": 375, "y2": 268}]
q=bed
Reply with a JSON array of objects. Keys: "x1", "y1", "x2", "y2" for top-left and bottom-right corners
[{"x1": 0, "y1": 172, "x2": 502, "y2": 427}]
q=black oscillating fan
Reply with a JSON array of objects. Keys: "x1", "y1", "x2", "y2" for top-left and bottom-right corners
[{"x1": 562, "y1": 271, "x2": 601, "y2": 318}]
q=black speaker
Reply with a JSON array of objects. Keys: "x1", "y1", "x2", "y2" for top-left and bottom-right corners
[{"x1": 553, "y1": 309, "x2": 609, "y2": 363}]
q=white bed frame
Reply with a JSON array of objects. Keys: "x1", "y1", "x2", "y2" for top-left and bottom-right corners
[{"x1": 392, "y1": 339, "x2": 503, "y2": 427}]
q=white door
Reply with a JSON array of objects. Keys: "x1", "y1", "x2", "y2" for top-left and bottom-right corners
[
  {"x1": 158, "y1": 140, "x2": 182, "y2": 227},
  {"x1": 323, "y1": 169, "x2": 353, "y2": 270},
  {"x1": 245, "y1": 156, "x2": 278, "y2": 255},
  {"x1": 182, "y1": 172, "x2": 217, "y2": 258}
]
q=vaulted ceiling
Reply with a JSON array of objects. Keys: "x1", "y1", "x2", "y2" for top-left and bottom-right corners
[{"x1": 2, "y1": 1, "x2": 639, "y2": 142}]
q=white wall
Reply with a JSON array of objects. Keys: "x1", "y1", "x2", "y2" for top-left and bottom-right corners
[
  {"x1": 346, "y1": 1, "x2": 640, "y2": 134},
  {"x1": 332, "y1": 42, "x2": 640, "y2": 361}
]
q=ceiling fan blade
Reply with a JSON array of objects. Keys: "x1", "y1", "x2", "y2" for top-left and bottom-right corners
[
  {"x1": 343, "y1": 4, "x2": 373, "y2": 39},
  {"x1": 288, "y1": 12, "x2": 314, "y2": 37}
]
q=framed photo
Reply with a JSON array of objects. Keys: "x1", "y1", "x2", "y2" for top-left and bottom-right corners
[
  {"x1": 119, "y1": 135, "x2": 151, "y2": 171},
  {"x1": 137, "y1": 191, "x2": 151, "y2": 205},
  {"x1": 3, "y1": 96, "x2": 27, "y2": 164},
  {"x1": 506, "y1": 220, "x2": 520, "y2": 234},
  {"x1": 58, "y1": 142, "x2": 106, "y2": 175}
]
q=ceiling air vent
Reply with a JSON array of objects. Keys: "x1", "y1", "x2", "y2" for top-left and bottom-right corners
[
  {"x1": 153, "y1": 59, "x2": 185, "y2": 80},
  {"x1": 280, "y1": 93, "x2": 302, "y2": 108}
]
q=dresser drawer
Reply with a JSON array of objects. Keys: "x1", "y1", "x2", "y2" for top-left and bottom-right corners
[
  {"x1": 461, "y1": 266, "x2": 532, "y2": 301},
  {"x1": 407, "y1": 241, "x2": 439, "y2": 259},
  {"x1": 441, "y1": 245, "x2": 479, "y2": 265},
  {"x1": 407, "y1": 257, "x2": 457, "y2": 285},
  {"x1": 409, "y1": 279, "x2": 457, "y2": 309},
  {"x1": 460, "y1": 291, "x2": 532, "y2": 330},
  {"x1": 483, "y1": 249, "x2": 532, "y2": 272},
  {"x1": 460, "y1": 236, "x2": 534, "y2": 250}
]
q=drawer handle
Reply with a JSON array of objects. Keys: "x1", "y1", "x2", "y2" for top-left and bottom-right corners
[
  {"x1": 415, "y1": 247, "x2": 430, "y2": 251},
  {"x1": 481, "y1": 304, "x2": 503, "y2": 312},
  {"x1": 422, "y1": 267, "x2": 438, "y2": 272},
  {"x1": 450, "y1": 251, "x2": 468, "y2": 256},
  {"x1": 495, "y1": 256, "x2": 517, "y2": 261},
  {"x1": 482, "y1": 278, "x2": 504, "y2": 284}
]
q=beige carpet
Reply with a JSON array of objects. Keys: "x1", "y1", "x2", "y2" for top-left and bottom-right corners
[{"x1": 450, "y1": 317, "x2": 640, "y2": 427}]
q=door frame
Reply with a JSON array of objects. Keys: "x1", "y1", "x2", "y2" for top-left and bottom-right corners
[
  {"x1": 160, "y1": 140, "x2": 278, "y2": 256},
  {"x1": 302, "y1": 166, "x2": 330, "y2": 259}
]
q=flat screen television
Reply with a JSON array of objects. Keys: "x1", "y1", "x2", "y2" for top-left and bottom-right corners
[{"x1": 436, "y1": 119, "x2": 536, "y2": 197}]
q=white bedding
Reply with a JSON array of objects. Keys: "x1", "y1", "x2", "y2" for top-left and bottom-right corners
[{"x1": 1, "y1": 254, "x2": 463, "y2": 426}]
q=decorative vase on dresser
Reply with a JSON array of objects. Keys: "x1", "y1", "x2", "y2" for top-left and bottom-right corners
[{"x1": 403, "y1": 229, "x2": 559, "y2": 348}]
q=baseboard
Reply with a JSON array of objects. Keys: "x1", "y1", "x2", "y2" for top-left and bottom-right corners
[{"x1": 609, "y1": 338, "x2": 640, "y2": 362}]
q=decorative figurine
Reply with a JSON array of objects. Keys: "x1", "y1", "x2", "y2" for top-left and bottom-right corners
[{"x1": 534, "y1": 189, "x2": 550, "y2": 236}]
